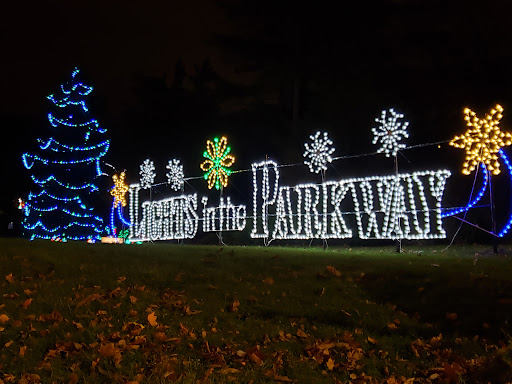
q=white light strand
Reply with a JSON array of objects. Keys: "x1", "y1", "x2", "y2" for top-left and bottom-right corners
[
  {"x1": 128, "y1": 158, "x2": 450, "y2": 243},
  {"x1": 250, "y1": 160, "x2": 451, "y2": 241},
  {"x1": 128, "y1": 186, "x2": 199, "y2": 241},
  {"x1": 128, "y1": 184, "x2": 141, "y2": 239},
  {"x1": 303, "y1": 131, "x2": 335, "y2": 173},
  {"x1": 166, "y1": 159, "x2": 185, "y2": 191},
  {"x1": 251, "y1": 160, "x2": 280, "y2": 239},
  {"x1": 139, "y1": 159, "x2": 156, "y2": 189},
  {"x1": 202, "y1": 197, "x2": 247, "y2": 232},
  {"x1": 372, "y1": 109, "x2": 409, "y2": 157}
]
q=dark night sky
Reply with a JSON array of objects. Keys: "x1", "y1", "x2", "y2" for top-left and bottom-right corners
[{"x1": 3, "y1": 0, "x2": 512, "y2": 226}]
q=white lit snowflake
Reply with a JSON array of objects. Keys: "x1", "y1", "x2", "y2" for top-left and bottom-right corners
[
  {"x1": 303, "y1": 131, "x2": 335, "y2": 174},
  {"x1": 372, "y1": 109, "x2": 409, "y2": 157},
  {"x1": 166, "y1": 159, "x2": 184, "y2": 191},
  {"x1": 139, "y1": 159, "x2": 156, "y2": 189}
]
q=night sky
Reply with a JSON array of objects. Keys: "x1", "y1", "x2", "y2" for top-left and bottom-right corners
[{"x1": 3, "y1": 0, "x2": 512, "y2": 235}]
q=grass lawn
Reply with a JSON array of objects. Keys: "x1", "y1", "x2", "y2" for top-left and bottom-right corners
[{"x1": 1, "y1": 238, "x2": 512, "y2": 383}]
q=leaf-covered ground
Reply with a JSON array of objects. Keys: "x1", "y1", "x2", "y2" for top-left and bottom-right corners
[{"x1": 1, "y1": 238, "x2": 512, "y2": 383}]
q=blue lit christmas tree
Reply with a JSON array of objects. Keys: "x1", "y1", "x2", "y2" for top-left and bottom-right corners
[{"x1": 21, "y1": 68, "x2": 110, "y2": 241}]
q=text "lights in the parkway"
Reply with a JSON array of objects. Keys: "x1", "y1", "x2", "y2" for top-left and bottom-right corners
[{"x1": 127, "y1": 159, "x2": 451, "y2": 242}]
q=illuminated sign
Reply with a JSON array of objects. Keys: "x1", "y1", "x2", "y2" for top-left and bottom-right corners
[{"x1": 128, "y1": 160, "x2": 451, "y2": 242}]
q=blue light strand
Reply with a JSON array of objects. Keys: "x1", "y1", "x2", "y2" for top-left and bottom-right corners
[
  {"x1": 497, "y1": 149, "x2": 512, "y2": 237},
  {"x1": 59, "y1": 82, "x2": 93, "y2": 96},
  {"x1": 24, "y1": 204, "x2": 58, "y2": 212},
  {"x1": 48, "y1": 113, "x2": 105, "y2": 133},
  {"x1": 24, "y1": 219, "x2": 103, "y2": 234},
  {"x1": 48, "y1": 94, "x2": 89, "y2": 112},
  {"x1": 22, "y1": 145, "x2": 109, "y2": 167},
  {"x1": 110, "y1": 202, "x2": 116, "y2": 236},
  {"x1": 48, "y1": 69, "x2": 94, "y2": 113},
  {"x1": 441, "y1": 163, "x2": 488, "y2": 218},
  {"x1": 62, "y1": 208, "x2": 103, "y2": 221},
  {"x1": 117, "y1": 205, "x2": 131, "y2": 226},
  {"x1": 30, "y1": 175, "x2": 99, "y2": 192},
  {"x1": 37, "y1": 138, "x2": 109, "y2": 153},
  {"x1": 95, "y1": 158, "x2": 103, "y2": 177},
  {"x1": 27, "y1": 189, "x2": 87, "y2": 204},
  {"x1": 109, "y1": 200, "x2": 132, "y2": 237},
  {"x1": 38, "y1": 138, "x2": 53, "y2": 150},
  {"x1": 22, "y1": 153, "x2": 47, "y2": 169}
]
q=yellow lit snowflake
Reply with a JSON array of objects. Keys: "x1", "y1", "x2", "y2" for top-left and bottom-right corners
[
  {"x1": 450, "y1": 104, "x2": 512, "y2": 175},
  {"x1": 110, "y1": 172, "x2": 129, "y2": 208},
  {"x1": 200, "y1": 136, "x2": 235, "y2": 190}
]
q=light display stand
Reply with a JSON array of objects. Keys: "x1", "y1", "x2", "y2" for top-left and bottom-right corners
[
  {"x1": 372, "y1": 108, "x2": 410, "y2": 252},
  {"x1": 394, "y1": 154, "x2": 402, "y2": 253},
  {"x1": 177, "y1": 182, "x2": 185, "y2": 245},
  {"x1": 217, "y1": 187, "x2": 225, "y2": 246},
  {"x1": 489, "y1": 171, "x2": 498, "y2": 253},
  {"x1": 320, "y1": 169, "x2": 328, "y2": 250},
  {"x1": 262, "y1": 155, "x2": 274, "y2": 247}
]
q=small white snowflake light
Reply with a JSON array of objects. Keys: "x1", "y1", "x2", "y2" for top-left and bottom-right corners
[
  {"x1": 303, "y1": 131, "x2": 335, "y2": 174},
  {"x1": 372, "y1": 108, "x2": 409, "y2": 157},
  {"x1": 166, "y1": 159, "x2": 184, "y2": 191},
  {"x1": 139, "y1": 159, "x2": 156, "y2": 189}
]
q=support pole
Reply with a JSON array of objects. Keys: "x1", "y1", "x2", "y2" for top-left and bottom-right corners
[
  {"x1": 321, "y1": 169, "x2": 328, "y2": 250},
  {"x1": 488, "y1": 171, "x2": 498, "y2": 254},
  {"x1": 218, "y1": 186, "x2": 224, "y2": 246},
  {"x1": 395, "y1": 154, "x2": 402, "y2": 253}
]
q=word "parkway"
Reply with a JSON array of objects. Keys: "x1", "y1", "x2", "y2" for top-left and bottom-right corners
[{"x1": 128, "y1": 160, "x2": 451, "y2": 242}]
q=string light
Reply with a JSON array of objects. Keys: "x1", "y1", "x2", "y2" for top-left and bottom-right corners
[
  {"x1": 372, "y1": 108, "x2": 409, "y2": 157},
  {"x1": 497, "y1": 149, "x2": 512, "y2": 237},
  {"x1": 22, "y1": 146, "x2": 109, "y2": 169},
  {"x1": 117, "y1": 205, "x2": 131, "y2": 226},
  {"x1": 166, "y1": 159, "x2": 184, "y2": 191},
  {"x1": 23, "y1": 219, "x2": 102, "y2": 241},
  {"x1": 37, "y1": 137, "x2": 109, "y2": 152},
  {"x1": 250, "y1": 160, "x2": 451, "y2": 241},
  {"x1": 128, "y1": 188, "x2": 199, "y2": 241},
  {"x1": 139, "y1": 159, "x2": 156, "y2": 189},
  {"x1": 109, "y1": 172, "x2": 132, "y2": 236},
  {"x1": 450, "y1": 104, "x2": 512, "y2": 175},
  {"x1": 251, "y1": 160, "x2": 280, "y2": 239},
  {"x1": 47, "y1": 114, "x2": 105, "y2": 133},
  {"x1": 441, "y1": 163, "x2": 488, "y2": 218},
  {"x1": 128, "y1": 184, "x2": 141, "y2": 240},
  {"x1": 109, "y1": 202, "x2": 131, "y2": 238},
  {"x1": 202, "y1": 197, "x2": 247, "y2": 232},
  {"x1": 110, "y1": 172, "x2": 129, "y2": 208},
  {"x1": 21, "y1": 67, "x2": 109, "y2": 241},
  {"x1": 303, "y1": 131, "x2": 335, "y2": 173},
  {"x1": 127, "y1": 157, "x2": 450, "y2": 243},
  {"x1": 200, "y1": 136, "x2": 235, "y2": 190},
  {"x1": 30, "y1": 175, "x2": 99, "y2": 192},
  {"x1": 48, "y1": 80, "x2": 93, "y2": 112}
]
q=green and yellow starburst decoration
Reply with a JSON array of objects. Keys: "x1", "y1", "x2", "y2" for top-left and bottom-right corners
[
  {"x1": 200, "y1": 136, "x2": 235, "y2": 190},
  {"x1": 450, "y1": 104, "x2": 512, "y2": 175},
  {"x1": 110, "y1": 171, "x2": 129, "y2": 208}
]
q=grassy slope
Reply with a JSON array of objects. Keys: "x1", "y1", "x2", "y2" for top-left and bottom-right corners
[{"x1": 1, "y1": 238, "x2": 512, "y2": 383}]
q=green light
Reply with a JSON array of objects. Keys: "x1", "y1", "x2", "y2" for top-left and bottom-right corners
[{"x1": 200, "y1": 136, "x2": 236, "y2": 190}]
